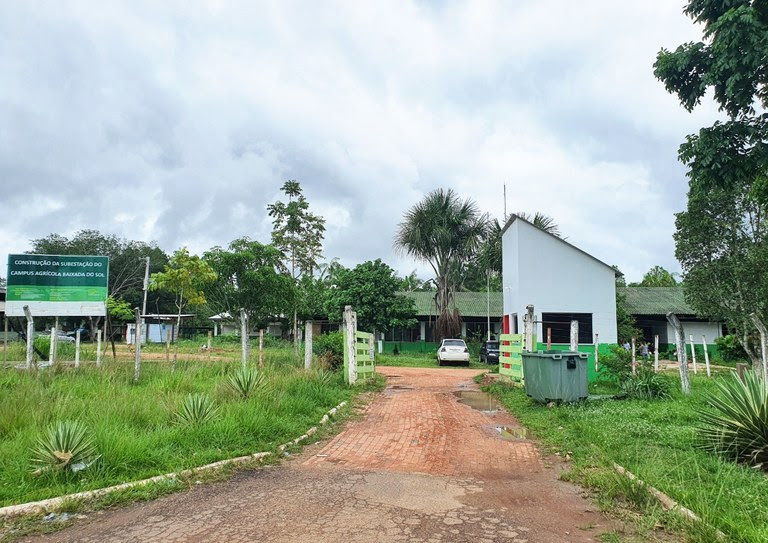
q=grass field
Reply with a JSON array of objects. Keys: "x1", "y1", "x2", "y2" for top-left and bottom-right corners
[
  {"x1": 0, "y1": 342, "x2": 379, "y2": 508},
  {"x1": 486, "y1": 374, "x2": 768, "y2": 542}
]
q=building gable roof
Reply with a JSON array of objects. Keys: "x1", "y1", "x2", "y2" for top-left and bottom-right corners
[
  {"x1": 401, "y1": 291, "x2": 502, "y2": 318},
  {"x1": 501, "y1": 214, "x2": 620, "y2": 276},
  {"x1": 618, "y1": 286, "x2": 695, "y2": 316}
]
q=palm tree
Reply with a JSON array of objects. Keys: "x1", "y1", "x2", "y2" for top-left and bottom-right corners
[
  {"x1": 517, "y1": 211, "x2": 562, "y2": 238},
  {"x1": 395, "y1": 189, "x2": 487, "y2": 339}
]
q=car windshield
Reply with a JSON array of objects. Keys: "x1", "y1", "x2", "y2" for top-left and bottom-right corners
[
  {"x1": 486, "y1": 342, "x2": 499, "y2": 349},
  {"x1": 443, "y1": 340, "x2": 466, "y2": 347}
]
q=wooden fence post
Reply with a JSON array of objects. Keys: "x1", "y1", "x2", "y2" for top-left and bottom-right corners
[
  {"x1": 523, "y1": 305, "x2": 534, "y2": 352},
  {"x1": 749, "y1": 313, "x2": 768, "y2": 385},
  {"x1": 304, "y1": 320, "x2": 313, "y2": 370},
  {"x1": 594, "y1": 333, "x2": 599, "y2": 372},
  {"x1": 702, "y1": 335, "x2": 711, "y2": 377},
  {"x1": 207, "y1": 330, "x2": 212, "y2": 362},
  {"x1": 666, "y1": 312, "x2": 691, "y2": 394},
  {"x1": 75, "y1": 328, "x2": 81, "y2": 368},
  {"x1": 689, "y1": 334, "x2": 697, "y2": 374},
  {"x1": 23, "y1": 305, "x2": 34, "y2": 369},
  {"x1": 240, "y1": 309, "x2": 248, "y2": 369},
  {"x1": 133, "y1": 308, "x2": 141, "y2": 383},
  {"x1": 48, "y1": 324, "x2": 56, "y2": 366},
  {"x1": 96, "y1": 329, "x2": 103, "y2": 368},
  {"x1": 344, "y1": 306, "x2": 357, "y2": 384},
  {"x1": 546, "y1": 328, "x2": 552, "y2": 350},
  {"x1": 570, "y1": 320, "x2": 578, "y2": 352},
  {"x1": 53, "y1": 316, "x2": 59, "y2": 365},
  {"x1": 259, "y1": 329, "x2": 264, "y2": 369},
  {"x1": 653, "y1": 334, "x2": 659, "y2": 373}
]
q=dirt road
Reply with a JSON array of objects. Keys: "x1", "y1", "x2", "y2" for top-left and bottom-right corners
[{"x1": 23, "y1": 367, "x2": 609, "y2": 542}]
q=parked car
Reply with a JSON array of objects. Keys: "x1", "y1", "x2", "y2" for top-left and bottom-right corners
[
  {"x1": 437, "y1": 339, "x2": 470, "y2": 366},
  {"x1": 479, "y1": 340, "x2": 500, "y2": 364},
  {"x1": 66, "y1": 327, "x2": 91, "y2": 341},
  {"x1": 36, "y1": 331, "x2": 75, "y2": 343}
]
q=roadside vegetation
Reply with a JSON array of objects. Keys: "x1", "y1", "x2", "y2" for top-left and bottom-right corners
[{"x1": 0, "y1": 341, "x2": 380, "y2": 508}]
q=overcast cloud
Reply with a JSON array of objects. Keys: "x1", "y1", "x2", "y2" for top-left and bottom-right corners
[{"x1": 0, "y1": 1, "x2": 723, "y2": 283}]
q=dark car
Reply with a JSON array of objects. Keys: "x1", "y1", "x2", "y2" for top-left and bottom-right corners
[{"x1": 479, "y1": 340, "x2": 500, "y2": 364}]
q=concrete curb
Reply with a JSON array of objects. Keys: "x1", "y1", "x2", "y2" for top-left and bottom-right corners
[
  {"x1": 613, "y1": 463, "x2": 725, "y2": 540},
  {"x1": 0, "y1": 400, "x2": 349, "y2": 520}
]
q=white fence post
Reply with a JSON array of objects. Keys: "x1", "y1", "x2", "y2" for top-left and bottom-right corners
[
  {"x1": 133, "y1": 308, "x2": 141, "y2": 383},
  {"x1": 594, "y1": 333, "x2": 599, "y2": 372},
  {"x1": 75, "y1": 328, "x2": 81, "y2": 368},
  {"x1": 259, "y1": 329, "x2": 264, "y2": 369},
  {"x1": 701, "y1": 335, "x2": 711, "y2": 377},
  {"x1": 631, "y1": 337, "x2": 636, "y2": 374},
  {"x1": 689, "y1": 334, "x2": 697, "y2": 374},
  {"x1": 23, "y1": 305, "x2": 34, "y2": 369},
  {"x1": 344, "y1": 305, "x2": 357, "y2": 384},
  {"x1": 49, "y1": 325, "x2": 56, "y2": 365},
  {"x1": 523, "y1": 304, "x2": 534, "y2": 352},
  {"x1": 666, "y1": 312, "x2": 691, "y2": 394},
  {"x1": 96, "y1": 329, "x2": 103, "y2": 368},
  {"x1": 654, "y1": 334, "x2": 659, "y2": 373},
  {"x1": 569, "y1": 320, "x2": 579, "y2": 352},
  {"x1": 304, "y1": 320, "x2": 313, "y2": 370},
  {"x1": 240, "y1": 309, "x2": 248, "y2": 369}
]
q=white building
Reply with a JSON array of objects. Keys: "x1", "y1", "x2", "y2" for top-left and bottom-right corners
[{"x1": 502, "y1": 215, "x2": 618, "y2": 344}]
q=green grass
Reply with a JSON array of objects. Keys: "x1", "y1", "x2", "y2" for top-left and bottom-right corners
[
  {"x1": 0, "y1": 346, "x2": 367, "y2": 507},
  {"x1": 486, "y1": 374, "x2": 768, "y2": 542}
]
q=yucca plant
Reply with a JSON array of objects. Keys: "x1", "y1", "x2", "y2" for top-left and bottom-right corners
[
  {"x1": 225, "y1": 366, "x2": 265, "y2": 399},
  {"x1": 31, "y1": 420, "x2": 100, "y2": 476},
  {"x1": 175, "y1": 393, "x2": 219, "y2": 425},
  {"x1": 699, "y1": 370, "x2": 768, "y2": 469}
]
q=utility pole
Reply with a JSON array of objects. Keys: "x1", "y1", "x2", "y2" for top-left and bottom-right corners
[
  {"x1": 503, "y1": 183, "x2": 507, "y2": 222},
  {"x1": 486, "y1": 270, "x2": 491, "y2": 341}
]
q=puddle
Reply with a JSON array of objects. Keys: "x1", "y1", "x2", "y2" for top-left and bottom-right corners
[
  {"x1": 496, "y1": 426, "x2": 528, "y2": 440},
  {"x1": 453, "y1": 390, "x2": 500, "y2": 413}
]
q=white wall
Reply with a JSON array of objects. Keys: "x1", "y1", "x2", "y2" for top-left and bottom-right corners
[
  {"x1": 502, "y1": 219, "x2": 618, "y2": 343},
  {"x1": 667, "y1": 321, "x2": 723, "y2": 344}
]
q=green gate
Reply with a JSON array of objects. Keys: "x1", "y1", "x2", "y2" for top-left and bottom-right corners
[
  {"x1": 499, "y1": 333, "x2": 536, "y2": 382},
  {"x1": 344, "y1": 330, "x2": 375, "y2": 384}
]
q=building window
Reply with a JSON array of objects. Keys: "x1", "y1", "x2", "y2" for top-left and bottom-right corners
[{"x1": 540, "y1": 313, "x2": 593, "y2": 344}]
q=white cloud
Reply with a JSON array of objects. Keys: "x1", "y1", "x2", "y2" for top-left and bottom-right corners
[{"x1": 0, "y1": 0, "x2": 724, "y2": 283}]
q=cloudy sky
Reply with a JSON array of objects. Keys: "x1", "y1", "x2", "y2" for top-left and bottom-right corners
[{"x1": 0, "y1": 1, "x2": 721, "y2": 283}]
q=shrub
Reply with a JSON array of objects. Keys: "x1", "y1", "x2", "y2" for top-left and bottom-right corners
[
  {"x1": 31, "y1": 420, "x2": 100, "y2": 476},
  {"x1": 620, "y1": 367, "x2": 672, "y2": 400},
  {"x1": 225, "y1": 366, "x2": 264, "y2": 399},
  {"x1": 175, "y1": 393, "x2": 218, "y2": 425},
  {"x1": 598, "y1": 345, "x2": 633, "y2": 383},
  {"x1": 313, "y1": 332, "x2": 344, "y2": 370},
  {"x1": 715, "y1": 334, "x2": 748, "y2": 362},
  {"x1": 699, "y1": 370, "x2": 768, "y2": 469}
]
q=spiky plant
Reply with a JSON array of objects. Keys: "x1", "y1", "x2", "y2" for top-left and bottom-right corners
[
  {"x1": 31, "y1": 420, "x2": 100, "y2": 476},
  {"x1": 621, "y1": 367, "x2": 672, "y2": 400},
  {"x1": 699, "y1": 371, "x2": 768, "y2": 469},
  {"x1": 225, "y1": 366, "x2": 264, "y2": 400},
  {"x1": 175, "y1": 393, "x2": 219, "y2": 425}
]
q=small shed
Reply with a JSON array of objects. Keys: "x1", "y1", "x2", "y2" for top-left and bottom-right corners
[{"x1": 501, "y1": 215, "x2": 618, "y2": 345}]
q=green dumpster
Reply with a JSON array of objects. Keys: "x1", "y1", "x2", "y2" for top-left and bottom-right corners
[{"x1": 521, "y1": 351, "x2": 588, "y2": 403}]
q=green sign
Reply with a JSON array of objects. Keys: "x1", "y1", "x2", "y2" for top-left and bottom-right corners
[{"x1": 6, "y1": 254, "x2": 109, "y2": 316}]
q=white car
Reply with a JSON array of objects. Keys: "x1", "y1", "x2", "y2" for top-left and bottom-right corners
[{"x1": 437, "y1": 339, "x2": 470, "y2": 366}]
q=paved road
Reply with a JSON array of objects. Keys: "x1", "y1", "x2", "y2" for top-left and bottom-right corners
[{"x1": 24, "y1": 367, "x2": 609, "y2": 543}]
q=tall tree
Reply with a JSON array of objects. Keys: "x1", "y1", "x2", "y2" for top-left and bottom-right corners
[
  {"x1": 150, "y1": 248, "x2": 217, "y2": 366},
  {"x1": 325, "y1": 260, "x2": 417, "y2": 333},
  {"x1": 203, "y1": 238, "x2": 295, "y2": 330},
  {"x1": 630, "y1": 265, "x2": 679, "y2": 287},
  {"x1": 267, "y1": 181, "x2": 326, "y2": 347},
  {"x1": 654, "y1": 0, "x2": 768, "y2": 364},
  {"x1": 395, "y1": 189, "x2": 487, "y2": 339}
]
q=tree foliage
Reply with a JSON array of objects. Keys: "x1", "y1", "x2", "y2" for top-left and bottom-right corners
[
  {"x1": 203, "y1": 238, "x2": 295, "y2": 328},
  {"x1": 394, "y1": 189, "x2": 487, "y2": 339},
  {"x1": 150, "y1": 248, "x2": 217, "y2": 314},
  {"x1": 655, "y1": 0, "x2": 768, "y2": 363},
  {"x1": 517, "y1": 212, "x2": 563, "y2": 238},
  {"x1": 29, "y1": 229, "x2": 171, "y2": 312},
  {"x1": 630, "y1": 265, "x2": 679, "y2": 287},
  {"x1": 325, "y1": 259, "x2": 417, "y2": 332}
]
